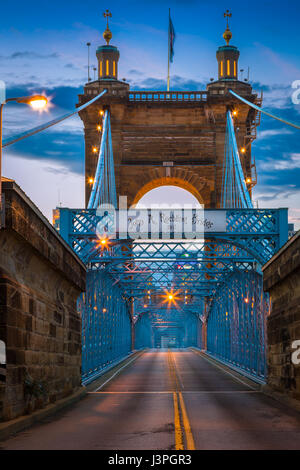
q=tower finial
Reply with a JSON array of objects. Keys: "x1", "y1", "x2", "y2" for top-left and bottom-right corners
[
  {"x1": 223, "y1": 10, "x2": 232, "y2": 45},
  {"x1": 103, "y1": 9, "x2": 112, "y2": 45}
]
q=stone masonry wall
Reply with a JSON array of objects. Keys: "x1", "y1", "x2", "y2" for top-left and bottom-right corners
[
  {"x1": 0, "y1": 179, "x2": 86, "y2": 421},
  {"x1": 263, "y1": 231, "x2": 300, "y2": 401}
]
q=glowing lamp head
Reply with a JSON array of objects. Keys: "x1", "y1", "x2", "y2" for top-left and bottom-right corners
[
  {"x1": 103, "y1": 308, "x2": 107, "y2": 313},
  {"x1": 244, "y1": 297, "x2": 249, "y2": 303},
  {"x1": 232, "y1": 110, "x2": 238, "y2": 117},
  {"x1": 100, "y1": 238, "x2": 107, "y2": 245},
  {"x1": 246, "y1": 177, "x2": 252, "y2": 184},
  {"x1": 97, "y1": 125, "x2": 102, "y2": 131},
  {"x1": 143, "y1": 304, "x2": 147, "y2": 308},
  {"x1": 241, "y1": 147, "x2": 246, "y2": 154},
  {"x1": 99, "y1": 110, "x2": 104, "y2": 116},
  {"x1": 168, "y1": 294, "x2": 174, "y2": 301},
  {"x1": 88, "y1": 177, "x2": 94, "y2": 184},
  {"x1": 92, "y1": 147, "x2": 98, "y2": 153},
  {"x1": 28, "y1": 95, "x2": 48, "y2": 110}
]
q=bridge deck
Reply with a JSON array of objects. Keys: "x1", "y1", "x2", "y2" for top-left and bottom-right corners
[{"x1": 1, "y1": 350, "x2": 300, "y2": 450}]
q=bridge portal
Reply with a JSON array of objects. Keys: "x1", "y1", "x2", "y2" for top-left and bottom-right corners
[{"x1": 78, "y1": 21, "x2": 261, "y2": 208}]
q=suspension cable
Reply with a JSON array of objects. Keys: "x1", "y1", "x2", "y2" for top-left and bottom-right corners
[
  {"x1": 229, "y1": 89, "x2": 300, "y2": 130},
  {"x1": 2, "y1": 90, "x2": 107, "y2": 147}
]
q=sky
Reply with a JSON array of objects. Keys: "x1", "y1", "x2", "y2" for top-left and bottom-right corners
[{"x1": 1, "y1": 0, "x2": 300, "y2": 228}]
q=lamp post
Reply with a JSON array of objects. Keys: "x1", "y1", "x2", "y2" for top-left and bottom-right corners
[{"x1": 0, "y1": 94, "x2": 48, "y2": 225}]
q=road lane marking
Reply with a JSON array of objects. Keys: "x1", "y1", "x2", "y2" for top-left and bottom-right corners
[
  {"x1": 167, "y1": 349, "x2": 196, "y2": 450},
  {"x1": 93, "y1": 352, "x2": 144, "y2": 392},
  {"x1": 179, "y1": 392, "x2": 195, "y2": 451},
  {"x1": 191, "y1": 349, "x2": 258, "y2": 391},
  {"x1": 173, "y1": 392, "x2": 184, "y2": 450}
]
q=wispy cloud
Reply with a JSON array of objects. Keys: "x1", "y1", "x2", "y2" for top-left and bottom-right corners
[
  {"x1": 256, "y1": 128, "x2": 293, "y2": 140},
  {"x1": 2, "y1": 51, "x2": 60, "y2": 60}
]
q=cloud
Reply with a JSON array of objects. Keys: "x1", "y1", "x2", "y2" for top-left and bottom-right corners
[
  {"x1": 271, "y1": 153, "x2": 300, "y2": 171},
  {"x1": 3, "y1": 153, "x2": 84, "y2": 222},
  {"x1": 251, "y1": 81, "x2": 294, "y2": 109},
  {"x1": 130, "y1": 74, "x2": 206, "y2": 91},
  {"x1": 128, "y1": 69, "x2": 144, "y2": 76},
  {"x1": 3, "y1": 51, "x2": 60, "y2": 60},
  {"x1": 256, "y1": 128, "x2": 293, "y2": 140}
]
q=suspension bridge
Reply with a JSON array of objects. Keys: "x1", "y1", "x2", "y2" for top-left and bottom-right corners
[{"x1": 1, "y1": 13, "x2": 300, "y2": 451}]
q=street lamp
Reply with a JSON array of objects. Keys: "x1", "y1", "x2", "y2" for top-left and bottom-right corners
[{"x1": 0, "y1": 94, "x2": 48, "y2": 220}]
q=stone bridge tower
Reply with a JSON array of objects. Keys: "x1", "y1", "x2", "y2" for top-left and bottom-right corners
[{"x1": 78, "y1": 12, "x2": 261, "y2": 208}]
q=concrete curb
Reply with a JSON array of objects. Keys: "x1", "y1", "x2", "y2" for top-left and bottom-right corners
[
  {"x1": 261, "y1": 385, "x2": 300, "y2": 414},
  {"x1": 0, "y1": 387, "x2": 87, "y2": 442},
  {"x1": 85, "y1": 349, "x2": 145, "y2": 392},
  {"x1": 82, "y1": 349, "x2": 143, "y2": 386},
  {"x1": 190, "y1": 348, "x2": 261, "y2": 390}
]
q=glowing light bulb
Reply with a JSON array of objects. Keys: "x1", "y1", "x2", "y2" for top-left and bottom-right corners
[
  {"x1": 92, "y1": 147, "x2": 98, "y2": 153},
  {"x1": 241, "y1": 147, "x2": 246, "y2": 153},
  {"x1": 88, "y1": 177, "x2": 94, "y2": 184},
  {"x1": 232, "y1": 110, "x2": 238, "y2": 116},
  {"x1": 29, "y1": 96, "x2": 48, "y2": 110}
]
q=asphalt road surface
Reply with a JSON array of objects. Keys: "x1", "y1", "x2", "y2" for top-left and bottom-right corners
[{"x1": 1, "y1": 349, "x2": 300, "y2": 450}]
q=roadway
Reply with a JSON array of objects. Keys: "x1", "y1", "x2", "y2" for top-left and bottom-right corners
[{"x1": 1, "y1": 349, "x2": 300, "y2": 450}]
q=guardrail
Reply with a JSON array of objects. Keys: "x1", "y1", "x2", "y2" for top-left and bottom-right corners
[{"x1": 128, "y1": 90, "x2": 207, "y2": 102}]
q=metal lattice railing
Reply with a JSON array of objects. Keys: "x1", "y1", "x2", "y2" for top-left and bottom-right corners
[
  {"x1": 79, "y1": 270, "x2": 132, "y2": 384},
  {"x1": 206, "y1": 270, "x2": 268, "y2": 380}
]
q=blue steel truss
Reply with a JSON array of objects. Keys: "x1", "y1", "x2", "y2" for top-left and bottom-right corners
[
  {"x1": 206, "y1": 270, "x2": 268, "y2": 380},
  {"x1": 55, "y1": 102, "x2": 289, "y2": 381},
  {"x1": 221, "y1": 111, "x2": 253, "y2": 209},
  {"x1": 57, "y1": 206, "x2": 287, "y2": 379},
  {"x1": 79, "y1": 270, "x2": 132, "y2": 384},
  {"x1": 88, "y1": 110, "x2": 117, "y2": 209}
]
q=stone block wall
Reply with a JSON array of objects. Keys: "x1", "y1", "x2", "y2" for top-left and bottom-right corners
[
  {"x1": 0, "y1": 179, "x2": 86, "y2": 421},
  {"x1": 263, "y1": 231, "x2": 300, "y2": 401}
]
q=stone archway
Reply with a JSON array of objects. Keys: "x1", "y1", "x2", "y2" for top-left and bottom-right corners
[{"x1": 120, "y1": 167, "x2": 211, "y2": 208}]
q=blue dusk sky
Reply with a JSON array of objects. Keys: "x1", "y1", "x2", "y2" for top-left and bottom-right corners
[{"x1": 1, "y1": 0, "x2": 300, "y2": 228}]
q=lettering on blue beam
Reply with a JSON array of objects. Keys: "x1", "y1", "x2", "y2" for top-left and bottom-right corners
[{"x1": 96, "y1": 208, "x2": 227, "y2": 240}]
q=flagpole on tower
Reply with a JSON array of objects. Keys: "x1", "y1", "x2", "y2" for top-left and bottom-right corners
[{"x1": 167, "y1": 8, "x2": 170, "y2": 92}]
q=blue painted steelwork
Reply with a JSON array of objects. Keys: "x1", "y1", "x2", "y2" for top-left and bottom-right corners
[
  {"x1": 221, "y1": 111, "x2": 253, "y2": 209},
  {"x1": 55, "y1": 102, "x2": 289, "y2": 381},
  {"x1": 206, "y1": 270, "x2": 268, "y2": 379},
  {"x1": 229, "y1": 89, "x2": 300, "y2": 130},
  {"x1": 57, "y1": 205, "x2": 287, "y2": 379},
  {"x1": 197, "y1": 319, "x2": 204, "y2": 350},
  {"x1": 78, "y1": 270, "x2": 131, "y2": 383},
  {"x1": 134, "y1": 312, "x2": 153, "y2": 349},
  {"x1": 88, "y1": 110, "x2": 117, "y2": 209},
  {"x1": 56, "y1": 207, "x2": 287, "y2": 268}
]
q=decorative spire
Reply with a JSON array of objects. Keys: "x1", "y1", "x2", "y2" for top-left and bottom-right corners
[
  {"x1": 103, "y1": 9, "x2": 112, "y2": 45},
  {"x1": 223, "y1": 9, "x2": 232, "y2": 45}
]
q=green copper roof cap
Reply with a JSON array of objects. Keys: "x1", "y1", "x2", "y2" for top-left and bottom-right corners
[
  {"x1": 217, "y1": 45, "x2": 238, "y2": 52},
  {"x1": 97, "y1": 45, "x2": 119, "y2": 53}
]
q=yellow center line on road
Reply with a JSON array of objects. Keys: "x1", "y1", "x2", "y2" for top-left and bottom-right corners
[
  {"x1": 167, "y1": 349, "x2": 196, "y2": 451},
  {"x1": 173, "y1": 392, "x2": 184, "y2": 450},
  {"x1": 178, "y1": 392, "x2": 196, "y2": 450}
]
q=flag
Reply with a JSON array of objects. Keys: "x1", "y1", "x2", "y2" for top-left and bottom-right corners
[{"x1": 168, "y1": 10, "x2": 176, "y2": 63}]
